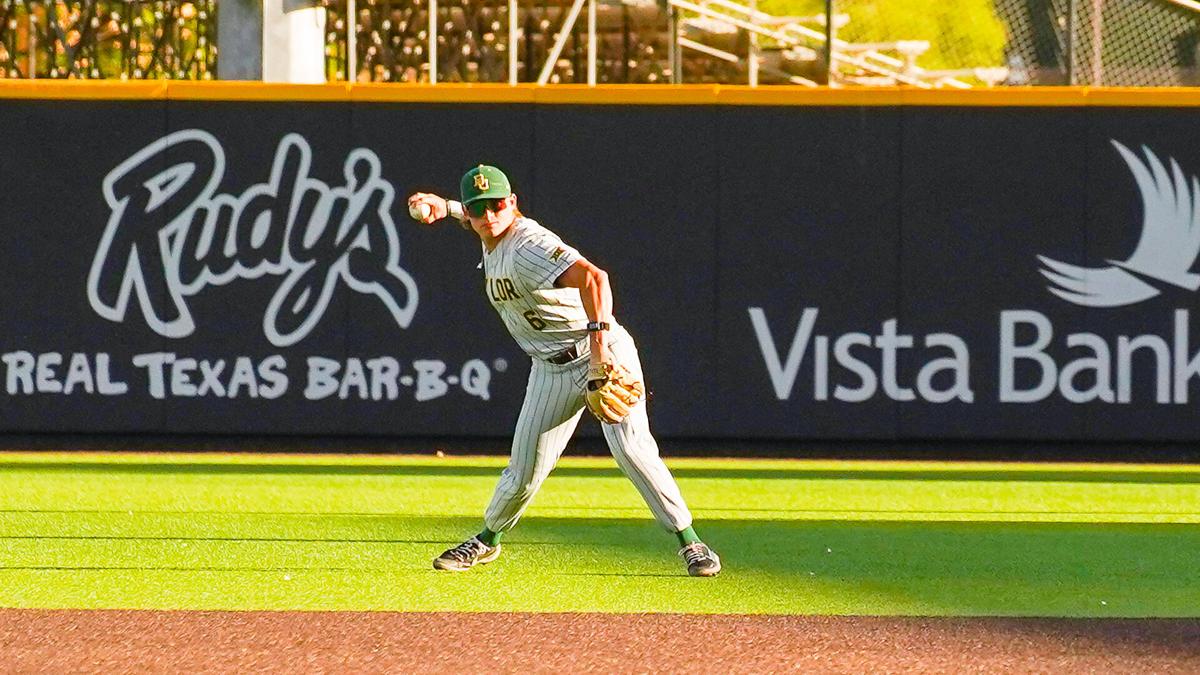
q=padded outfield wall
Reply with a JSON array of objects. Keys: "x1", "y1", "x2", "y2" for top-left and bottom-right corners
[{"x1": 2, "y1": 82, "x2": 1200, "y2": 442}]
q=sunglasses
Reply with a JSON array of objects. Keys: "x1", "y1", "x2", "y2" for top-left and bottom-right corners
[{"x1": 466, "y1": 197, "x2": 508, "y2": 218}]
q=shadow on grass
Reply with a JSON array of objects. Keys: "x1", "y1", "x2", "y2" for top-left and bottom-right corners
[
  {"x1": 12, "y1": 514, "x2": 1196, "y2": 573},
  {"x1": 3, "y1": 461, "x2": 1200, "y2": 485},
  {"x1": 4, "y1": 514, "x2": 1199, "y2": 615}
]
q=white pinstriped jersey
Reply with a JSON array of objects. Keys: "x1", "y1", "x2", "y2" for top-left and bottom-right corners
[{"x1": 482, "y1": 218, "x2": 616, "y2": 359}]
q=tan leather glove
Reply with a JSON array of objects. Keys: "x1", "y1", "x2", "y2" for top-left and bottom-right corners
[{"x1": 584, "y1": 362, "x2": 645, "y2": 424}]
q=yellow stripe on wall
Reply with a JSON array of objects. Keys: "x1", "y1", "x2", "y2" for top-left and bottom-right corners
[
  {"x1": 0, "y1": 80, "x2": 167, "y2": 100},
  {"x1": 3, "y1": 80, "x2": 1200, "y2": 107}
]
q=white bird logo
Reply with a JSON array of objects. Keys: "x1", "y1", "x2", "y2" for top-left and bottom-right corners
[{"x1": 1038, "y1": 140, "x2": 1200, "y2": 307}]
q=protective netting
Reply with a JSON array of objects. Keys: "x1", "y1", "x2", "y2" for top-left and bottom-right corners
[
  {"x1": 322, "y1": 0, "x2": 1200, "y2": 86},
  {"x1": 822, "y1": 0, "x2": 1010, "y2": 86},
  {"x1": 997, "y1": 0, "x2": 1200, "y2": 86},
  {"x1": 746, "y1": 0, "x2": 1200, "y2": 87}
]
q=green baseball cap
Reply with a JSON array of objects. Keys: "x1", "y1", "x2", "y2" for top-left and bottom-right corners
[{"x1": 460, "y1": 164, "x2": 512, "y2": 205}]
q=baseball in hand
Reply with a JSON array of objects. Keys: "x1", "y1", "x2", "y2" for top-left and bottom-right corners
[{"x1": 409, "y1": 202, "x2": 432, "y2": 222}]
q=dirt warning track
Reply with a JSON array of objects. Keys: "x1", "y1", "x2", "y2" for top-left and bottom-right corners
[{"x1": 3, "y1": 610, "x2": 1199, "y2": 673}]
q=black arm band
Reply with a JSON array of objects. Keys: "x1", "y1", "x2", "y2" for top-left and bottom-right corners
[{"x1": 586, "y1": 321, "x2": 610, "y2": 332}]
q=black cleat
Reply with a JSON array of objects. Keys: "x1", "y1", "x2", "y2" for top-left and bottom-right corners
[
  {"x1": 679, "y1": 542, "x2": 721, "y2": 577},
  {"x1": 433, "y1": 536, "x2": 501, "y2": 571}
]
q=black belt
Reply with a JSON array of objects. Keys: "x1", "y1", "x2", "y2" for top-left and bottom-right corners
[{"x1": 546, "y1": 343, "x2": 580, "y2": 365}]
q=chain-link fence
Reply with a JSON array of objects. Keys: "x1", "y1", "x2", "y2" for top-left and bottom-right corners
[
  {"x1": 744, "y1": 0, "x2": 1200, "y2": 87},
  {"x1": 319, "y1": 0, "x2": 1200, "y2": 86},
  {"x1": 0, "y1": 1, "x2": 217, "y2": 79},
  {"x1": 819, "y1": 0, "x2": 1009, "y2": 86},
  {"x1": 999, "y1": 0, "x2": 1200, "y2": 86},
  {"x1": 1, "y1": 0, "x2": 1198, "y2": 85}
]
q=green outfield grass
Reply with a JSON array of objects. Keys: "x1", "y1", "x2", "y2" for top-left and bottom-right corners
[{"x1": 0, "y1": 451, "x2": 1197, "y2": 616}]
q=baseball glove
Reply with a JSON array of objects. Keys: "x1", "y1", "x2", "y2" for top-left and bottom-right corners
[{"x1": 584, "y1": 362, "x2": 645, "y2": 424}]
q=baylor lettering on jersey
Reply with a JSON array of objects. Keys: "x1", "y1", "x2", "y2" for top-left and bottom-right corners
[{"x1": 488, "y1": 277, "x2": 522, "y2": 302}]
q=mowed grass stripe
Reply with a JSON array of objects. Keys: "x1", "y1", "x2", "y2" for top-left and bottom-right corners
[
  {"x1": 1, "y1": 450, "x2": 1196, "y2": 474},
  {"x1": 0, "y1": 452, "x2": 1197, "y2": 616}
]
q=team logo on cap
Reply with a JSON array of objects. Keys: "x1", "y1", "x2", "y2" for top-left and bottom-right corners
[{"x1": 474, "y1": 171, "x2": 489, "y2": 191}]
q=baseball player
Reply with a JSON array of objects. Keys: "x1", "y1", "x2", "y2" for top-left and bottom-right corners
[{"x1": 407, "y1": 165, "x2": 721, "y2": 577}]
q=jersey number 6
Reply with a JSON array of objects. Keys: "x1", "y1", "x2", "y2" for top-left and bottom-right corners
[{"x1": 523, "y1": 310, "x2": 547, "y2": 331}]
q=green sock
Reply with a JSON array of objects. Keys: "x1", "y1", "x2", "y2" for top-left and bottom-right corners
[
  {"x1": 675, "y1": 526, "x2": 702, "y2": 546},
  {"x1": 477, "y1": 528, "x2": 502, "y2": 547}
]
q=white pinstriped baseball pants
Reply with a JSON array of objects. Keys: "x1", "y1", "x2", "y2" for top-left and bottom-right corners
[{"x1": 483, "y1": 326, "x2": 694, "y2": 534}]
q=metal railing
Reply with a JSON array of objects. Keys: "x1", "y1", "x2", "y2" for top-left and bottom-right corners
[{"x1": 323, "y1": 0, "x2": 672, "y2": 85}]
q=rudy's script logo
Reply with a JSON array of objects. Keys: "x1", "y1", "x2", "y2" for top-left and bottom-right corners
[
  {"x1": 1038, "y1": 141, "x2": 1200, "y2": 307},
  {"x1": 88, "y1": 130, "x2": 418, "y2": 347}
]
